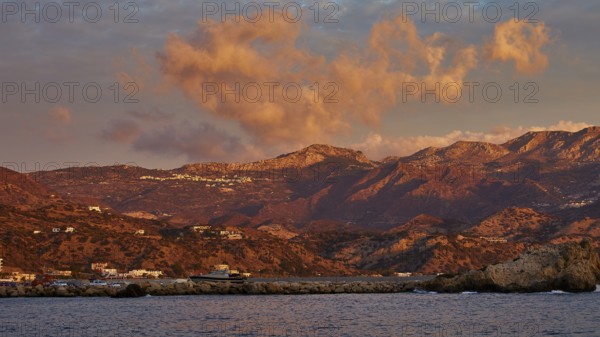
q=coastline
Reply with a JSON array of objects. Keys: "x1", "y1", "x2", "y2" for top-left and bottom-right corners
[{"x1": 0, "y1": 278, "x2": 424, "y2": 298}]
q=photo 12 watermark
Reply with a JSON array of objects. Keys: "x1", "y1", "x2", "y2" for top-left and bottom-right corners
[
  {"x1": 200, "y1": 1, "x2": 340, "y2": 23},
  {"x1": 401, "y1": 81, "x2": 540, "y2": 104},
  {"x1": 401, "y1": 1, "x2": 540, "y2": 24},
  {"x1": 200, "y1": 81, "x2": 339, "y2": 104},
  {"x1": 1, "y1": 82, "x2": 139, "y2": 104},
  {"x1": 1, "y1": 1, "x2": 139, "y2": 24}
]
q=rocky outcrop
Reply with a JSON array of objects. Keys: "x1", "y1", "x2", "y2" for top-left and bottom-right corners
[
  {"x1": 112, "y1": 284, "x2": 146, "y2": 298},
  {"x1": 423, "y1": 240, "x2": 600, "y2": 293}
]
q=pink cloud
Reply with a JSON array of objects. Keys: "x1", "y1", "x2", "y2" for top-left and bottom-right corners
[{"x1": 352, "y1": 121, "x2": 592, "y2": 159}]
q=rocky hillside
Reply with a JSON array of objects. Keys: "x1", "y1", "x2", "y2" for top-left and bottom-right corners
[
  {"x1": 0, "y1": 127, "x2": 598, "y2": 276},
  {"x1": 0, "y1": 169, "x2": 353, "y2": 277},
  {"x1": 32, "y1": 128, "x2": 600, "y2": 230},
  {"x1": 424, "y1": 240, "x2": 600, "y2": 292},
  {"x1": 0, "y1": 167, "x2": 56, "y2": 210}
]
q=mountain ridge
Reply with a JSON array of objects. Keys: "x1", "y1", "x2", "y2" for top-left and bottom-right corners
[{"x1": 2, "y1": 127, "x2": 597, "y2": 276}]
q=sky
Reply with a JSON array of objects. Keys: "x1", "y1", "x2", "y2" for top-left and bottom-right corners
[{"x1": 0, "y1": 0, "x2": 599, "y2": 170}]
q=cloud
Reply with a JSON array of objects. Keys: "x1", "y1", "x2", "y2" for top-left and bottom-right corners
[
  {"x1": 485, "y1": 20, "x2": 551, "y2": 74},
  {"x1": 353, "y1": 121, "x2": 592, "y2": 159},
  {"x1": 48, "y1": 106, "x2": 72, "y2": 124},
  {"x1": 101, "y1": 119, "x2": 141, "y2": 143},
  {"x1": 127, "y1": 108, "x2": 174, "y2": 122},
  {"x1": 42, "y1": 106, "x2": 72, "y2": 143},
  {"x1": 157, "y1": 15, "x2": 478, "y2": 147},
  {"x1": 101, "y1": 118, "x2": 264, "y2": 162},
  {"x1": 132, "y1": 122, "x2": 264, "y2": 162}
]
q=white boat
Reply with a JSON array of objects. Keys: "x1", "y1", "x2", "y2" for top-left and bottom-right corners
[{"x1": 189, "y1": 265, "x2": 246, "y2": 283}]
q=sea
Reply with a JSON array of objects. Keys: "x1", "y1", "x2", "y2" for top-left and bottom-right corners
[{"x1": 1, "y1": 289, "x2": 599, "y2": 337}]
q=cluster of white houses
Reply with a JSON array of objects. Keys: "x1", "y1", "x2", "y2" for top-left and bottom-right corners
[
  {"x1": 140, "y1": 173, "x2": 253, "y2": 187},
  {"x1": 91, "y1": 263, "x2": 163, "y2": 279},
  {"x1": 479, "y1": 236, "x2": 508, "y2": 243},
  {"x1": 190, "y1": 225, "x2": 243, "y2": 240},
  {"x1": 34, "y1": 227, "x2": 147, "y2": 236}
]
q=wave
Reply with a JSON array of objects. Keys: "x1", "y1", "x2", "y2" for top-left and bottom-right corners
[
  {"x1": 460, "y1": 291, "x2": 478, "y2": 294},
  {"x1": 413, "y1": 289, "x2": 437, "y2": 294}
]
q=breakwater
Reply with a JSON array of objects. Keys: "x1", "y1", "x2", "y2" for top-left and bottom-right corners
[{"x1": 0, "y1": 280, "x2": 420, "y2": 298}]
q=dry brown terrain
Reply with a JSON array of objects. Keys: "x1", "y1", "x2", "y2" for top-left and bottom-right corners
[{"x1": 0, "y1": 128, "x2": 598, "y2": 276}]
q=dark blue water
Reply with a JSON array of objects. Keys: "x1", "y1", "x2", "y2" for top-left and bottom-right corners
[{"x1": 1, "y1": 290, "x2": 599, "y2": 336}]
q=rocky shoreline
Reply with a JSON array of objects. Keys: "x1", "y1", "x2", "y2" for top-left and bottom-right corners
[
  {"x1": 0, "y1": 279, "x2": 420, "y2": 298},
  {"x1": 423, "y1": 240, "x2": 600, "y2": 293},
  {"x1": 1, "y1": 241, "x2": 599, "y2": 298}
]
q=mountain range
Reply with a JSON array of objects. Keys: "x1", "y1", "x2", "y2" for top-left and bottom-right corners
[{"x1": 1, "y1": 127, "x2": 599, "y2": 276}]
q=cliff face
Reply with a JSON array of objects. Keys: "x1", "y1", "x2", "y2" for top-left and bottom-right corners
[{"x1": 424, "y1": 240, "x2": 600, "y2": 293}]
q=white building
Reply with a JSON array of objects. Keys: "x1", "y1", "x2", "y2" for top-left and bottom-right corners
[
  {"x1": 65, "y1": 227, "x2": 75, "y2": 233},
  {"x1": 227, "y1": 233, "x2": 243, "y2": 240},
  {"x1": 101, "y1": 268, "x2": 118, "y2": 277},
  {"x1": 49, "y1": 270, "x2": 72, "y2": 277},
  {"x1": 11, "y1": 272, "x2": 35, "y2": 282},
  {"x1": 479, "y1": 236, "x2": 508, "y2": 243},
  {"x1": 191, "y1": 225, "x2": 211, "y2": 233},
  {"x1": 128, "y1": 269, "x2": 163, "y2": 278},
  {"x1": 128, "y1": 269, "x2": 147, "y2": 278},
  {"x1": 134, "y1": 230, "x2": 145, "y2": 236},
  {"x1": 33, "y1": 230, "x2": 42, "y2": 234},
  {"x1": 145, "y1": 270, "x2": 163, "y2": 278},
  {"x1": 88, "y1": 206, "x2": 102, "y2": 212},
  {"x1": 91, "y1": 262, "x2": 108, "y2": 271},
  {"x1": 52, "y1": 228, "x2": 61, "y2": 233}
]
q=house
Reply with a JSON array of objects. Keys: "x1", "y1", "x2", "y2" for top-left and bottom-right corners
[
  {"x1": 134, "y1": 230, "x2": 145, "y2": 236},
  {"x1": 128, "y1": 269, "x2": 163, "y2": 278},
  {"x1": 88, "y1": 206, "x2": 101, "y2": 212},
  {"x1": 49, "y1": 270, "x2": 72, "y2": 277},
  {"x1": 52, "y1": 228, "x2": 61, "y2": 233},
  {"x1": 227, "y1": 233, "x2": 243, "y2": 240},
  {"x1": 191, "y1": 225, "x2": 211, "y2": 233},
  {"x1": 479, "y1": 236, "x2": 508, "y2": 243},
  {"x1": 65, "y1": 227, "x2": 75, "y2": 233},
  {"x1": 11, "y1": 272, "x2": 35, "y2": 282},
  {"x1": 128, "y1": 269, "x2": 147, "y2": 278},
  {"x1": 91, "y1": 262, "x2": 108, "y2": 271},
  {"x1": 145, "y1": 270, "x2": 163, "y2": 278},
  {"x1": 33, "y1": 230, "x2": 42, "y2": 234},
  {"x1": 101, "y1": 268, "x2": 118, "y2": 277}
]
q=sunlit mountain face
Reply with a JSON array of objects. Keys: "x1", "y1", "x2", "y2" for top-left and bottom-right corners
[{"x1": 0, "y1": 127, "x2": 594, "y2": 276}]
